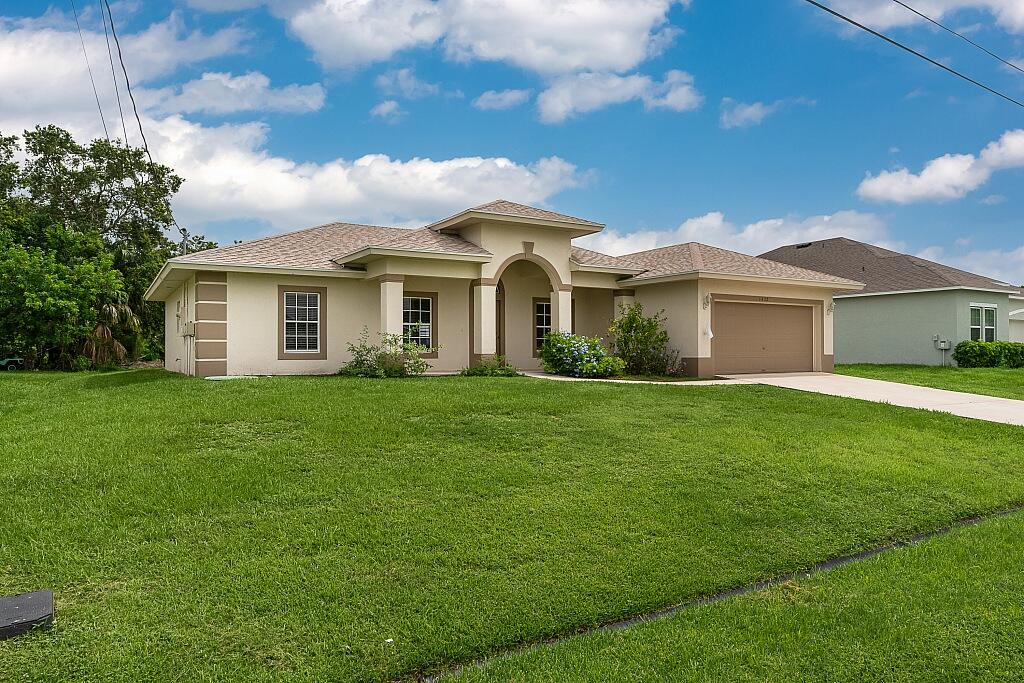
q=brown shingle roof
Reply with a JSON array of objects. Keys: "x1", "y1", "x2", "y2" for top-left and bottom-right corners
[
  {"x1": 759, "y1": 238, "x2": 1021, "y2": 295},
  {"x1": 368, "y1": 227, "x2": 490, "y2": 255},
  {"x1": 570, "y1": 246, "x2": 644, "y2": 270},
  {"x1": 173, "y1": 222, "x2": 406, "y2": 270},
  {"x1": 623, "y1": 242, "x2": 861, "y2": 285},
  {"x1": 470, "y1": 199, "x2": 603, "y2": 227}
]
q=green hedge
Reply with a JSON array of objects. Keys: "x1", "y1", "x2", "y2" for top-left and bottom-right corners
[{"x1": 952, "y1": 340, "x2": 1024, "y2": 368}]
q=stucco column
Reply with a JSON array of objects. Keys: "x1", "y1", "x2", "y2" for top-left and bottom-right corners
[
  {"x1": 473, "y1": 283, "x2": 497, "y2": 357},
  {"x1": 553, "y1": 288, "x2": 573, "y2": 333},
  {"x1": 380, "y1": 276, "x2": 404, "y2": 337},
  {"x1": 613, "y1": 289, "x2": 636, "y2": 319}
]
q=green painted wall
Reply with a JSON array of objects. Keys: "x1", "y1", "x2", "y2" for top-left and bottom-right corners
[{"x1": 834, "y1": 290, "x2": 1013, "y2": 366}]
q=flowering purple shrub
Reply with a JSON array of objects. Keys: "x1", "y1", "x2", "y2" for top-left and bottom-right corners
[{"x1": 539, "y1": 332, "x2": 625, "y2": 378}]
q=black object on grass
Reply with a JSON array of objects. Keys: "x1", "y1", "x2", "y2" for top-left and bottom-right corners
[{"x1": 0, "y1": 590, "x2": 54, "y2": 640}]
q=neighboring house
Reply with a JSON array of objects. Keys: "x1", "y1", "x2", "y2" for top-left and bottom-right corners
[
  {"x1": 1012, "y1": 309, "x2": 1024, "y2": 343},
  {"x1": 761, "y1": 238, "x2": 1024, "y2": 366},
  {"x1": 145, "y1": 200, "x2": 861, "y2": 378}
]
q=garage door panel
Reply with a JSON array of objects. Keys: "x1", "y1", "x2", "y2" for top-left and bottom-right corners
[{"x1": 714, "y1": 302, "x2": 813, "y2": 374}]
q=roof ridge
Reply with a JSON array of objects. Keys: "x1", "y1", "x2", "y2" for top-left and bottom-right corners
[{"x1": 688, "y1": 243, "x2": 705, "y2": 269}]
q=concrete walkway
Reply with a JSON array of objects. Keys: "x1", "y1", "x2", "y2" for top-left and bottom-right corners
[{"x1": 724, "y1": 372, "x2": 1024, "y2": 427}]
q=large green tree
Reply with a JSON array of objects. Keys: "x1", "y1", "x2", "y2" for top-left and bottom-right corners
[{"x1": 0, "y1": 126, "x2": 214, "y2": 367}]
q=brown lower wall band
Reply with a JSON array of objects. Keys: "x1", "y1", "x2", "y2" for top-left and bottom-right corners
[{"x1": 194, "y1": 360, "x2": 227, "y2": 378}]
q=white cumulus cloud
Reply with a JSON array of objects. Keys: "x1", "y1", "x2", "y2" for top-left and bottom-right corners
[
  {"x1": 827, "y1": 0, "x2": 1024, "y2": 34},
  {"x1": 537, "y1": 70, "x2": 702, "y2": 123},
  {"x1": 858, "y1": 129, "x2": 1024, "y2": 203},
  {"x1": 145, "y1": 71, "x2": 326, "y2": 115},
  {"x1": 473, "y1": 89, "x2": 532, "y2": 111},
  {"x1": 577, "y1": 210, "x2": 891, "y2": 256},
  {"x1": 719, "y1": 97, "x2": 814, "y2": 129}
]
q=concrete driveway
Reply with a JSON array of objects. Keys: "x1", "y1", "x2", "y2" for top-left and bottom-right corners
[{"x1": 725, "y1": 373, "x2": 1024, "y2": 427}]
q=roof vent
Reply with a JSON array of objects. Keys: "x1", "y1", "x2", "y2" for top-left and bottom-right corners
[{"x1": 795, "y1": 242, "x2": 812, "y2": 249}]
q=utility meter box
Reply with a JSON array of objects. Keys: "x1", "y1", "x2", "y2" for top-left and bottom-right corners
[
  {"x1": 936, "y1": 339, "x2": 951, "y2": 350},
  {"x1": 183, "y1": 321, "x2": 196, "y2": 337}
]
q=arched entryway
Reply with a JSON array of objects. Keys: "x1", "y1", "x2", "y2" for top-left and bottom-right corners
[{"x1": 497, "y1": 259, "x2": 559, "y2": 370}]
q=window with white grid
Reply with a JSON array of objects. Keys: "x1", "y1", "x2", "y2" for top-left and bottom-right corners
[
  {"x1": 970, "y1": 305, "x2": 997, "y2": 342},
  {"x1": 403, "y1": 296, "x2": 433, "y2": 347},
  {"x1": 534, "y1": 300, "x2": 552, "y2": 351},
  {"x1": 284, "y1": 291, "x2": 320, "y2": 352}
]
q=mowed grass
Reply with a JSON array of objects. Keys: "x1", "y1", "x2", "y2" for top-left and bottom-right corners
[
  {"x1": 2, "y1": 371, "x2": 1024, "y2": 681},
  {"x1": 837, "y1": 364, "x2": 1024, "y2": 401},
  {"x1": 459, "y1": 512, "x2": 1024, "y2": 682}
]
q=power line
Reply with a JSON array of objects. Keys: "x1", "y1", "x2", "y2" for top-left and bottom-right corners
[
  {"x1": 98, "y1": 0, "x2": 130, "y2": 145},
  {"x1": 69, "y1": 0, "x2": 110, "y2": 142},
  {"x1": 801, "y1": 0, "x2": 1024, "y2": 110},
  {"x1": 101, "y1": 0, "x2": 153, "y2": 163},
  {"x1": 888, "y1": 0, "x2": 1024, "y2": 76}
]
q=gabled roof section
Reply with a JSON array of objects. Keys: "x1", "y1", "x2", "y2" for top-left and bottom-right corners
[
  {"x1": 332, "y1": 227, "x2": 492, "y2": 265},
  {"x1": 426, "y1": 198, "x2": 604, "y2": 237},
  {"x1": 471, "y1": 199, "x2": 603, "y2": 227},
  {"x1": 760, "y1": 237, "x2": 1022, "y2": 296},
  {"x1": 570, "y1": 246, "x2": 646, "y2": 273},
  {"x1": 172, "y1": 222, "x2": 406, "y2": 271},
  {"x1": 621, "y1": 242, "x2": 863, "y2": 287}
]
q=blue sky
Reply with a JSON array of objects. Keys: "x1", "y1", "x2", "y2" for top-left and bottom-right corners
[{"x1": 1, "y1": 0, "x2": 1022, "y2": 281}]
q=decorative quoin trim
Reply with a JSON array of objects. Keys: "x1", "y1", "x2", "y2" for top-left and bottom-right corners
[{"x1": 194, "y1": 271, "x2": 228, "y2": 378}]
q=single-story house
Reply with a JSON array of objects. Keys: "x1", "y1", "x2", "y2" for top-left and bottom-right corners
[
  {"x1": 761, "y1": 237, "x2": 1024, "y2": 365},
  {"x1": 145, "y1": 200, "x2": 862, "y2": 378}
]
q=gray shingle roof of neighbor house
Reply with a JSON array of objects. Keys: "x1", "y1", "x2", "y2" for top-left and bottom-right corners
[
  {"x1": 759, "y1": 237, "x2": 1023, "y2": 296},
  {"x1": 621, "y1": 242, "x2": 863, "y2": 285}
]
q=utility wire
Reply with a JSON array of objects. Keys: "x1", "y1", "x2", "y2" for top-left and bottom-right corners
[
  {"x1": 102, "y1": 0, "x2": 153, "y2": 163},
  {"x1": 69, "y1": 0, "x2": 110, "y2": 142},
  {"x1": 98, "y1": 0, "x2": 130, "y2": 145},
  {"x1": 889, "y1": 0, "x2": 1024, "y2": 76},
  {"x1": 801, "y1": 0, "x2": 1024, "y2": 110}
]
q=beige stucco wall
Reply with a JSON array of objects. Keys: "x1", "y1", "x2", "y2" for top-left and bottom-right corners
[
  {"x1": 572, "y1": 287, "x2": 616, "y2": 342},
  {"x1": 164, "y1": 275, "x2": 195, "y2": 375},
  {"x1": 227, "y1": 272, "x2": 377, "y2": 375},
  {"x1": 465, "y1": 222, "x2": 573, "y2": 286},
  {"x1": 403, "y1": 275, "x2": 471, "y2": 372},
  {"x1": 224, "y1": 272, "x2": 471, "y2": 376},
  {"x1": 634, "y1": 280, "x2": 701, "y2": 357}
]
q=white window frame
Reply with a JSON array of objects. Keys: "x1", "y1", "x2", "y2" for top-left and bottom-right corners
[
  {"x1": 534, "y1": 299, "x2": 552, "y2": 353},
  {"x1": 284, "y1": 291, "x2": 320, "y2": 353},
  {"x1": 403, "y1": 295, "x2": 433, "y2": 348},
  {"x1": 970, "y1": 303, "x2": 997, "y2": 342}
]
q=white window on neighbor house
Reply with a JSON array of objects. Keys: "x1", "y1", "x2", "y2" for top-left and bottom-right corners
[
  {"x1": 534, "y1": 299, "x2": 552, "y2": 353},
  {"x1": 284, "y1": 291, "x2": 320, "y2": 352},
  {"x1": 970, "y1": 305, "x2": 997, "y2": 342},
  {"x1": 403, "y1": 295, "x2": 433, "y2": 347}
]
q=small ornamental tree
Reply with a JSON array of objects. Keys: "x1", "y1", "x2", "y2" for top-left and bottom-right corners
[{"x1": 608, "y1": 303, "x2": 685, "y2": 376}]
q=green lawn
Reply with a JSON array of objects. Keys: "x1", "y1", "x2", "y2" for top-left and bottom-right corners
[
  {"x1": 837, "y1": 364, "x2": 1024, "y2": 401},
  {"x1": 459, "y1": 512, "x2": 1024, "y2": 682},
  {"x1": 2, "y1": 371, "x2": 1024, "y2": 681}
]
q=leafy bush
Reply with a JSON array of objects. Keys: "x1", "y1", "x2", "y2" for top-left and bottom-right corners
[
  {"x1": 460, "y1": 356, "x2": 520, "y2": 377},
  {"x1": 953, "y1": 340, "x2": 1024, "y2": 368},
  {"x1": 608, "y1": 303, "x2": 686, "y2": 376},
  {"x1": 339, "y1": 328, "x2": 432, "y2": 378},
  {"x1": 539, "y1": 332, "x2": 626, "y2": 378}
]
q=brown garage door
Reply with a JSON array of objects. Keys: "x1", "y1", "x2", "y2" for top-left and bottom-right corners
[{"x1": 713, "y1": 302, "x2": 814, "y2": 374}]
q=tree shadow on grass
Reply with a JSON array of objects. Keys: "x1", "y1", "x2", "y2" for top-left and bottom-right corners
[{"x1": 81, "y1": 369, "x2": 171, "y2": 390}]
